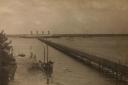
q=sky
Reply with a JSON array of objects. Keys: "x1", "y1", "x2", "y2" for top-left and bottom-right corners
[{"x1": 0, "y1": 0, "x2": 128, "y2": 34}]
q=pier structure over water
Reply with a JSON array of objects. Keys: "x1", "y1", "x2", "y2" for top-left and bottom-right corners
[{"x1": 38, "y1": 38, "x2": 128, "y2": 83}]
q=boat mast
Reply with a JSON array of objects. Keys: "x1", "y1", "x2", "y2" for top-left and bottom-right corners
[
  {"x1": 46, "y1": 43, "x2": 49, "y2": 63},
  {"x1": 44, "y1": 47, "x2": 46, "y2": 63}
]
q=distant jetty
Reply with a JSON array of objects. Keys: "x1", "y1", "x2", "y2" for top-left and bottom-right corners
[{"x1": 7, "y1": 34, "x2": 128, "y2": 38}]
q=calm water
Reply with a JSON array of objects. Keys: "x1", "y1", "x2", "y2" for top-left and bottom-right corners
[{"x1": 9, "y1": 37, "x2": 116, "y2": 85}]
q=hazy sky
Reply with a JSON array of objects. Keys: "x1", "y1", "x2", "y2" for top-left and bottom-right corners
[{"x1": 0, "y1": 0, "x2": 128, "y2": 34}]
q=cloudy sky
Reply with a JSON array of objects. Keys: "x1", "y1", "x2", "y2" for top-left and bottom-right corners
[{"x1": 0, "y1": 0, "x2": 128, "y2": 34}]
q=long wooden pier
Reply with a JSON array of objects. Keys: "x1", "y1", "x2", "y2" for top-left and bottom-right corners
[{"x1": 38, "y1": 38, "x2": 128, "y2": 83}]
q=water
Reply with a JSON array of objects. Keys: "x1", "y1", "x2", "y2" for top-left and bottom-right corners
[{"x1": 9, "y1": 37, "x2": 116, "y2": 85}]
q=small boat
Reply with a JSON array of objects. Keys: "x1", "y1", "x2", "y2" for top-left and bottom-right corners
[{"x1": 18, "y1": 54, "x2": 26, "y2": 57}]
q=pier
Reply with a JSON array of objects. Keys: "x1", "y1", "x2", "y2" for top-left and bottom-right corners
[{"x1": 38, "y1": 38, "x2": 128, "y2": 83}]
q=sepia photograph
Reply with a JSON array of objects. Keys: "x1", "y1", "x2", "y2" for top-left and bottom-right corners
[{"x1": 0, "y1": 0, "x2": 128, "y2": 85}]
